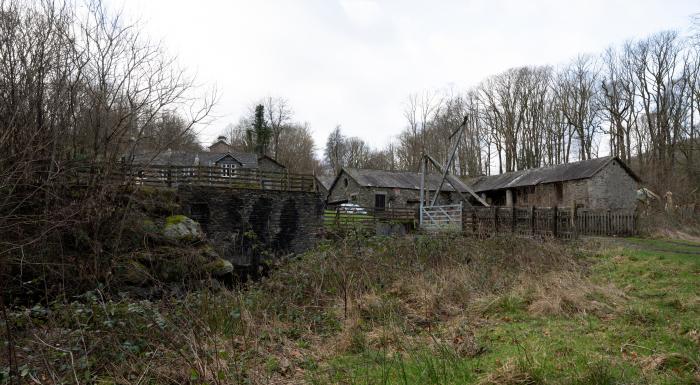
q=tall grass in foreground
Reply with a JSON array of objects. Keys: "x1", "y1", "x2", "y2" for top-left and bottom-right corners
[{"x1": 4, "y1": 236, "x2": 699, "y2": 384}]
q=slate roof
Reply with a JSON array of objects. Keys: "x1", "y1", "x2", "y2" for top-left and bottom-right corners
[
  {"x1": 316, "y1": 175, "x2": 335, "y2": 190},
  {"x1": 341, "y1": 168, "x2": 472, "y2": 192},
  {"x1": 129, "y1": 150, "x2": 259, "y2": 169},
  {"x1": 468, "y1": 156, "x2": 640, "y2": 193},
  {"x1": 258, "y1": 155, "x2": 287, "y2": 169}
]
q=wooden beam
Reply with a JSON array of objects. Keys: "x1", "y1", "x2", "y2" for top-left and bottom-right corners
[{"x1": 424, "y1": 154, "x2": 488, "y2": 207}]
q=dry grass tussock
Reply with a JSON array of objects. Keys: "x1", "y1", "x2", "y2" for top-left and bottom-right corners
[{"x1": 518, "y1": 270, "x2": 626, "y2": 317}]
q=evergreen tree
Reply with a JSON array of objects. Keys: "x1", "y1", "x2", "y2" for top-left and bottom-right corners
[{"x1": 249, "y1": 104, "x2": 271, "y2": 155}]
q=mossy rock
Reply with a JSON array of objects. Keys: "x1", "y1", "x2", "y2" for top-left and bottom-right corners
[
  {"x1": 165, "y1": 215, "x2": 188, "y2": 226},
  {"x1": 163, "y1": 216, "x2": 203, "y2": 241},
  {"x1": 200, "y1": 244, "x2": 221, "y2": 260},
  {"x1": 204, "y1": 258, "x2": 234, "y2": 277}
]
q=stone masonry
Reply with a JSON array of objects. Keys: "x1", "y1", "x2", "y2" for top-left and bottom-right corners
[{"x1": 177, "y1": 186, "x2": 325, "y2": 266}]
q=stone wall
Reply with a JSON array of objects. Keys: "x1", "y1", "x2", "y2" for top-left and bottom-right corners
[
  {"x1": 587, "y1": 159, "x2": 638, "y2": 209},
  {"x1": 177, "y1": 186, "x2": 325, "y2": 265}
]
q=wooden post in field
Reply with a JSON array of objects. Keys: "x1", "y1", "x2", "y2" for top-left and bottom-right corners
[
  {"x1": 552, "y1": 206, "x2": 558, "y2": 238},
  {"x1": 530, "y1": 206, "x2": 535, "y2": 237}
]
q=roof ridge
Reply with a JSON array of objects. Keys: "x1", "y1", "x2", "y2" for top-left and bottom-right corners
[{"x1": 491, "y1": 156, "x2": 613, "y2": 177}]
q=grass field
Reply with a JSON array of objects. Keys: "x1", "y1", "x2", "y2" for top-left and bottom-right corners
[
  {"x1": 307, "y1": 238, "x2": 700, "y2": 385},
  {"x1": 3, "y1": 237, "x2": 699, "y2": 384}
]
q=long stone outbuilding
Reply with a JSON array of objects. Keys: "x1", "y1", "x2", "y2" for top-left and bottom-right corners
[{"x1": 468, "y1": 156, "x2": 640, "y2": 209}]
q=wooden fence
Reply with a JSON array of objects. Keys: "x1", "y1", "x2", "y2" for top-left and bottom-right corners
[
  {"x1": 323, "y1": 204, "x2": 638, "y2": 238},
  {"x1": 463, "y1": 206, "x2": 637, "y2": 238},
  {"x1": 70, "y1": 164, "x2": 318, "y2": 192},
  {"x1": 324, "y1": 207, "x2": 417, "y2": 234}
]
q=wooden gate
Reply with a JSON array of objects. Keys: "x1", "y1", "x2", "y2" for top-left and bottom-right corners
[{"x1": 420, "y1": 203, "x2": 463, "y2": 232}]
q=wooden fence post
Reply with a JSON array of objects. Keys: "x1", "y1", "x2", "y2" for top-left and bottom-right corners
[
  {"x1": 530, "y1": 206, "x2": 535, "y2": 237},
  {"x1": 511, "y1": 206, "x2": 516, "y2": 234},
  {"x1": 552, "y1": 206, "x2": 558, "y2": 238}
]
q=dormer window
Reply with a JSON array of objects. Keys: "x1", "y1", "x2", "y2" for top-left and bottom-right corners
[{"x1": 221, "y1": 163, "x2": 236, "y2": 177}]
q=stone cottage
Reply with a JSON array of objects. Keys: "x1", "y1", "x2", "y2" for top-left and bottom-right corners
[
  {"x1": 327, "y1": 168, "x2": 484, "y2": 210},
  {"x1": 468, "y1": 156, "x2": 640, "y2": 209},
  {"x1": 129, "y1": 136, "x2": 286, "y2": 173}
]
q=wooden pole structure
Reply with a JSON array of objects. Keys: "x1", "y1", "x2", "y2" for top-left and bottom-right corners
[
  {"x1": 431, "y1": 116, "x2": 467, "y2": 207},
  {"x1": 419, "y1": 156, "x2": 425, "y2": 227}
]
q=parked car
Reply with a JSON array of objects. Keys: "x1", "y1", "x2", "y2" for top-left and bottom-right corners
[{"x1": 337, "y1": 203, "x2": 368, "y2": 215}]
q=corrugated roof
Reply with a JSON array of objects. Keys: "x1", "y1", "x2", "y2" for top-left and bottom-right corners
[
  {"x1": 468, "y1": 156, "x2": 639, "y2": 192},
  {"x1": 130, "y1": 151, "x2": 259, "y2": 169},
  {"x1": 343, "y1": 168, "x2": 471, "y2": 192}
]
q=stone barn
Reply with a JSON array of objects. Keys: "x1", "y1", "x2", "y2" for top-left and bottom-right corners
[
  {"x1": 327, "y1": 168, "x2": 483, "y2": 210},
  {"x1": 468, "y1": 156, "x2": 640, "y2": 209}
]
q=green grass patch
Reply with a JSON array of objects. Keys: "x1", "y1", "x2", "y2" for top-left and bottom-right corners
[{"x1": 309, "y1": 238, "x2": 700, "y2": 384}]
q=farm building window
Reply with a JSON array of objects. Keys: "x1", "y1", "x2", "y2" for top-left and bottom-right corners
[
  {"x1": 350, "y1": 193, "x2": 358, "y2": 202},
  {"x1": 343, "y1": 178, "x2": 348, "y2": 187},
  {"x1": 374, "y1": 193, "x2": 386, "y2": 210}
]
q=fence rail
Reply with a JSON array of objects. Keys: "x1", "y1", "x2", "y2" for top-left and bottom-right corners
[
  {"x1": 323, "y1": 204, "x2": 638, "y2": 238},
  {"x1": 324, "y1": 207, "x2": 417, "y2": 234},
  {"x1": 463, "y1": 206, "x2": 637, "y2": 238},
  {"x1": 69, "y1": 164, "x2": 318, "y2": 192}
]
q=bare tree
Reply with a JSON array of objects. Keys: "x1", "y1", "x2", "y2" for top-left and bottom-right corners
[
  {"x1": 0, "y1": 0, "x2": 214, "y2": 316},
  {"x1": 554, "y1": 55, "x2": 601, "y2": 161},
  {"x1": 262, "y1": 96, "x2": 293, "y2": 160}
]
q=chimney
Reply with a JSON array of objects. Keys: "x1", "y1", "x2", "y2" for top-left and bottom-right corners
[{"x1": 217, "y1": 135, "x2": 227, "y2": 143}]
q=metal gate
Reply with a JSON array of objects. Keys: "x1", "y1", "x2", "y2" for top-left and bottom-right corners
[{"x1": 420, "y1": 203, "x2": 462, "y2": 231}]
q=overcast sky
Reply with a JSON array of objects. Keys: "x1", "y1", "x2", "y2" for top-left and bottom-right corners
[{"x1": 116, "y1": 0, "x2": 697, "y2": 152}]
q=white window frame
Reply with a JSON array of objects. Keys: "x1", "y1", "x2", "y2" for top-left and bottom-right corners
[{"x1": 221, "y1": 163, "x2": 237, "y2": 177}]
